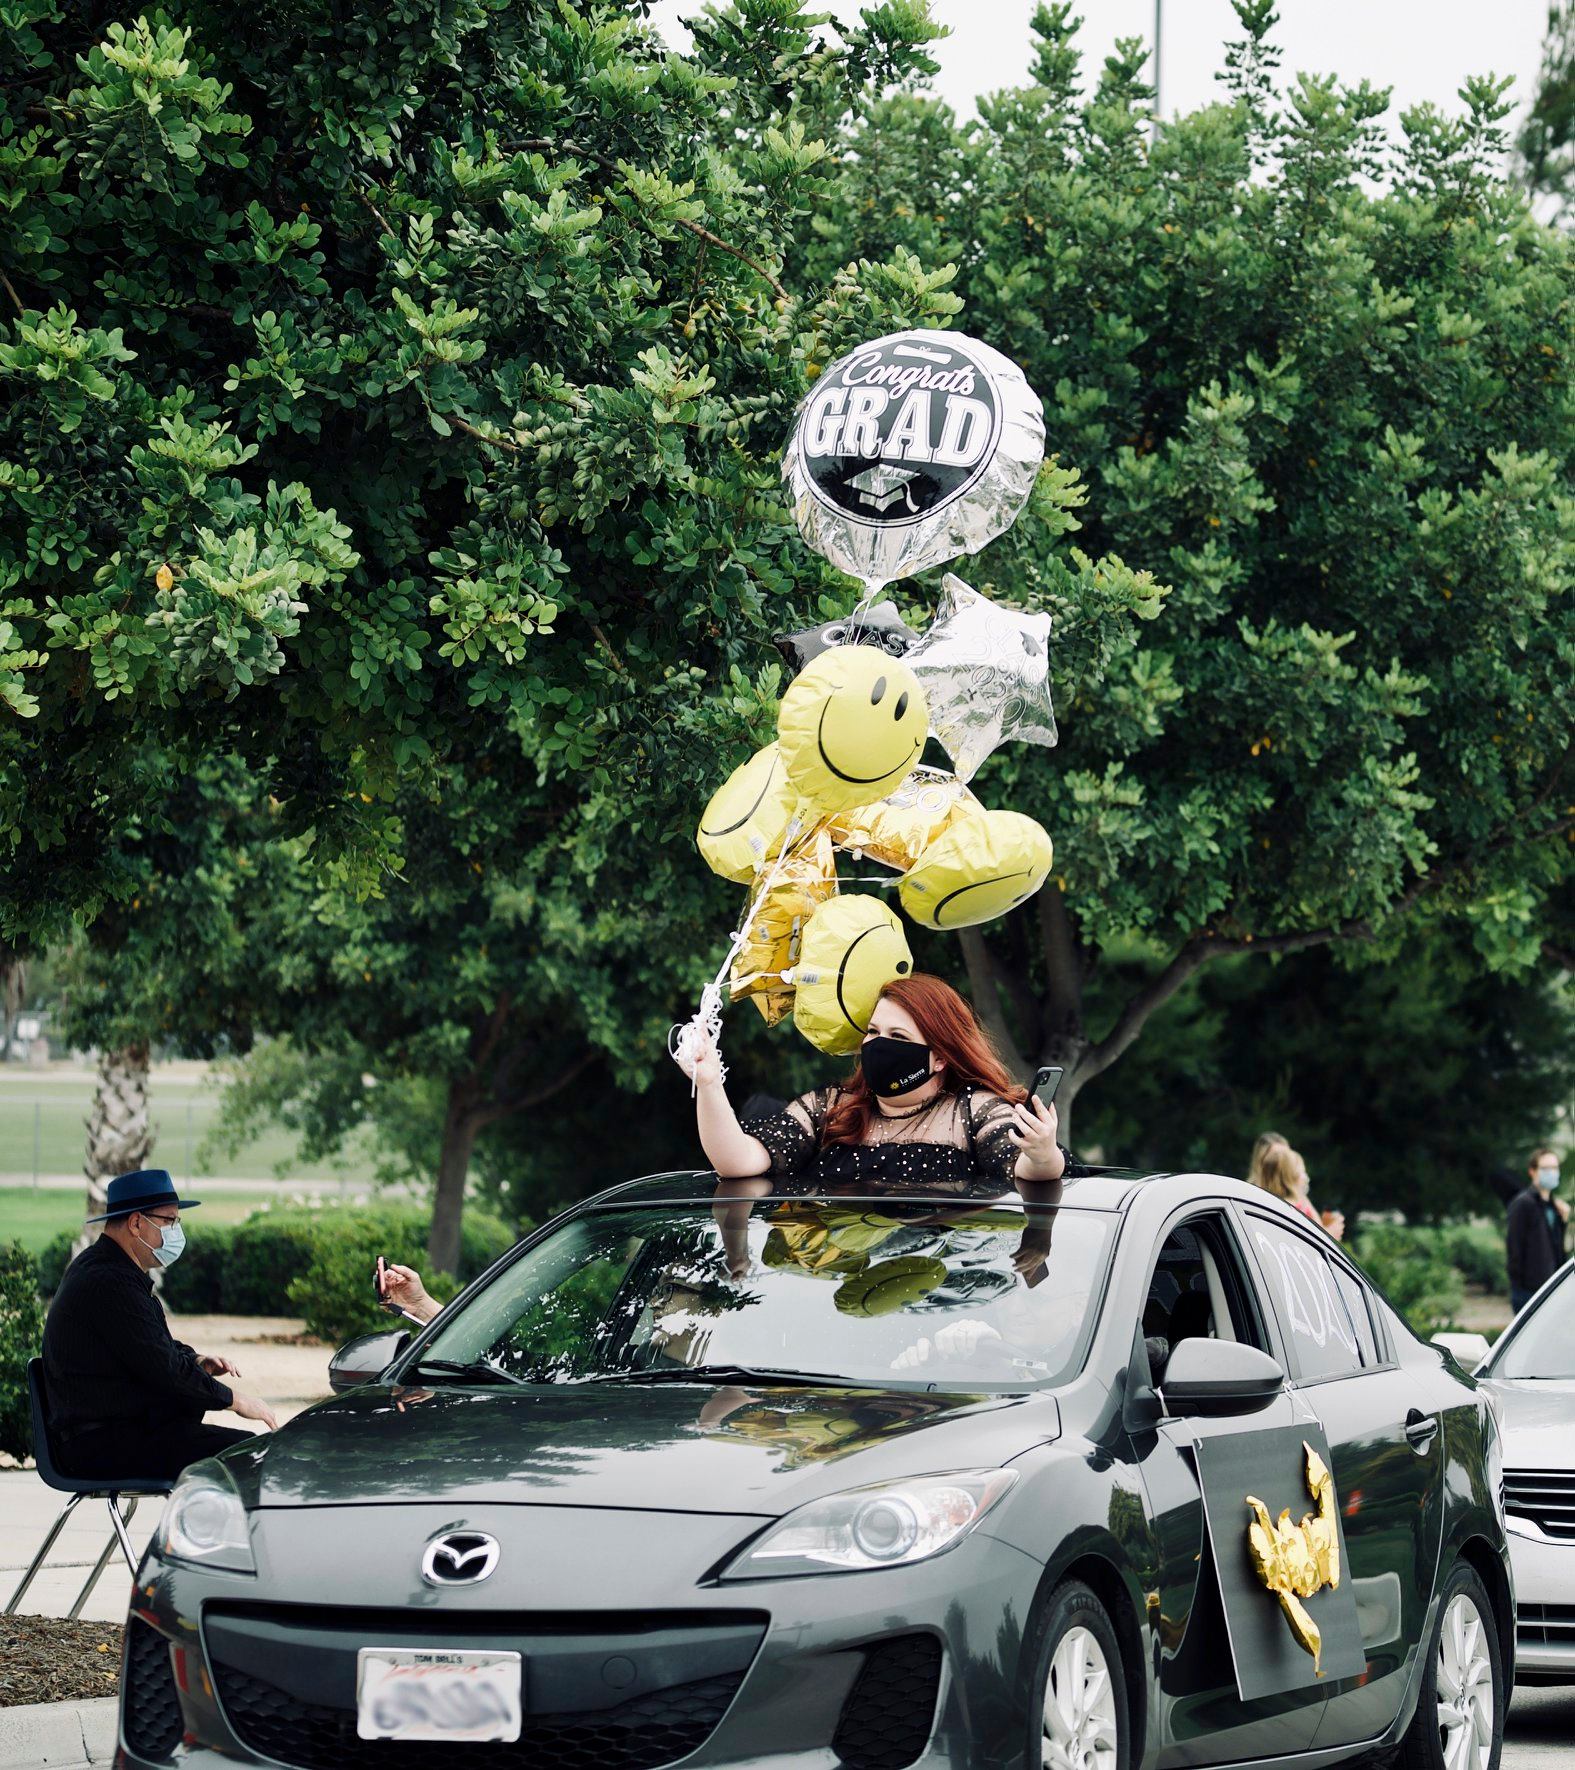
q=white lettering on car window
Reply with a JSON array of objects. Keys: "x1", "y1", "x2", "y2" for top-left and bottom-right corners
[{"x1": 1254, "y1": 1230, "x2": 1359, "y2": 1362}]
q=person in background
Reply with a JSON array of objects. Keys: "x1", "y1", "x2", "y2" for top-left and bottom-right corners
[
  {"x1": 1507, "y1": 1145, "x2": 1569, "y2": 1312},
  {"x1": 1247, "y1": 1133, "x2": 1345, "y2": 1241},
  {"x1": 42, "y1": 1169, "x2": 278, "y2": 1478}
]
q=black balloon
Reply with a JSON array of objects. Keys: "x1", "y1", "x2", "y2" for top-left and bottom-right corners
[{"x1": 773, "y1": 599, "x2": 919, "y2": 673}]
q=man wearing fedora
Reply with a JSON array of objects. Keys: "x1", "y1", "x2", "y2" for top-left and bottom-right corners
[{"x1": 42, "y1": 1168, "x2": 279, "y2": 1479}]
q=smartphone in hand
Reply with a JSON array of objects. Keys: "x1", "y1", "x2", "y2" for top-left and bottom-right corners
[
  {"x1": 373, "y1": 1255, "x2": 388, "y2": 1302},
  {"x1": 1032, "y1": 1065, "x2": 1065, "y2": 1109}
]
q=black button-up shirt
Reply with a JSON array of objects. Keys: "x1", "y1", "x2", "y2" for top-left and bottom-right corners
[{"x1": 42, "y1": 1234, "x2": 233, "y2": 1438}]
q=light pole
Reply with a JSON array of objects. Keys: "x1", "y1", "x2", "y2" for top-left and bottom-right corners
[{"x1": 1152, "y1": 0, "x2": 1163, "y2": 139}]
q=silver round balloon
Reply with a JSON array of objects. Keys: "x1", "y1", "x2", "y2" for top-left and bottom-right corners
[{"x1": 782, "y1": 329, "x2": 1046, "y2": 585}]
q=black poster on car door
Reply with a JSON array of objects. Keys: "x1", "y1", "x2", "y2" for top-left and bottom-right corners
[{"x1": 1192, "y1": 1421, "x2": 1366, "y2": 1702}]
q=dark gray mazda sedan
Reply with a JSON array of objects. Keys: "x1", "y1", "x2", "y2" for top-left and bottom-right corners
[{"x1": 117, "y1": 1170, "x2": 1511, "y2": 1770}]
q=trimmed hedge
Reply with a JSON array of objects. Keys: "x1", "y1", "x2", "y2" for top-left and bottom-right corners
[
  {"x1": 1, "y1": 1241, "x2": 44, "y2": 1460},
  {"x1": 38, "y1": 1205, "x2": 520, "y2": 1344}
]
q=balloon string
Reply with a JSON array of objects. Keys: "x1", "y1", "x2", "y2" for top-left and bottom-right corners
[
  {"x1": 671, "y1": 809, "x2": 815, "y2": 1094},
  {"x1": 846, "y1": 579, "x2": 886, "y2": 645}
]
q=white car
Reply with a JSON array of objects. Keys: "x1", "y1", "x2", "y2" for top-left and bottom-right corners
[{"x1": 1475, "y1": 1257, "x2": 1575, "y2": 1683}]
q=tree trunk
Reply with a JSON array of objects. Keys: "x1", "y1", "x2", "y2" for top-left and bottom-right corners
[
  {"x1": 78, "y1": 1042, "x2": 153, "y2": 1250},
  {"x1": 0, "y1": 949, "x2": 23, "y2": 1055},
  {"x1": 428, "y1": 1078, "x2": 482, "y2": 1276}
]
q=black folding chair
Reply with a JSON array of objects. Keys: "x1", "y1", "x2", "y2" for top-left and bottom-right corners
[{"x1": 5, "y1": 1359, "x2": 170, "y2": 1618}]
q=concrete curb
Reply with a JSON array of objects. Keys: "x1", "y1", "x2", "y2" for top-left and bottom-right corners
[{"x1": 0, "y1": 1697, "x2": 116, "y2": 1768}]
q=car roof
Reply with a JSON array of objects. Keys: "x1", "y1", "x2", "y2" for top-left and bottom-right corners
[{"x1": 584, "y1": 1167, "x2": 1261, "y2": 1214}]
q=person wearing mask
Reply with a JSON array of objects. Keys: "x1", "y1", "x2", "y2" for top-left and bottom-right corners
[
  {"x1": 675, "y1": 972, "x2": 1068, "y2": 1194},
  {"x1": 1507, "y1": 1146, "x2": 1569, "y2": 1311},
  {"x1": 42, "y1": 1169, "x2": 278, "y2": 1478},
  {"x1": 1246, "y1": 1133, "x2": 1345, "y2": 1240}
]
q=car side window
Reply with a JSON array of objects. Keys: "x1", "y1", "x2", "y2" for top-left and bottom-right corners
[
  {"x1": 1330, "y1": 1262, "x2": 1382, "y2": 1367},
  {"x1": 1246, "y1": 1214, "x2": 1365, "y2": 1381},
  {"x1": 1141, "y1": 1214, "x2": 1268, "y2": 1383}
]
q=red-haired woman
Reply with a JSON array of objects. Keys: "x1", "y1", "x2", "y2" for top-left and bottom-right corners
[{"x1": 677, "y1": 973, "x2": 1067, "y2": 1193}]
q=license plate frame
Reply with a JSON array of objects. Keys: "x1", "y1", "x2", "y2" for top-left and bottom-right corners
[{"x1": 355, "y1": 1647, "x2": 523, "y2": 1742}]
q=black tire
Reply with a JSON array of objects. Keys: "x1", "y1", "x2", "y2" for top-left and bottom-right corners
[
  {"x1": 1397, "y1": 1561, "x2": 1504, "y2": 1770},
  {"x1": 1023, "y1": 1579, "x2": 1131, "y2": 1770}
]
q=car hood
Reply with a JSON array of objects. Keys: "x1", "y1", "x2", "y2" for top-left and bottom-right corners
[
  {"x1": 230, "y1": 1380, "x2": 1055, "y2": 1515},
  {"x1": 1479, "y1": 1376, "x2": 1575, "y2": 1469}
]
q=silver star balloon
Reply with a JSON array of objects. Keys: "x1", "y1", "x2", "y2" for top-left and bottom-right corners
[{"x1": 904, "y1": 574, "x2": 1058, "y2": 780}]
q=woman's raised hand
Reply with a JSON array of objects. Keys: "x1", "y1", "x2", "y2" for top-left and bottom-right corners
[
  {"x1": 674, "y1": 1021, "x2": 724, "y2": 1089},
  {"x1": 1009, "y1": 1094, "x2": 1064, "y2": 1179}
]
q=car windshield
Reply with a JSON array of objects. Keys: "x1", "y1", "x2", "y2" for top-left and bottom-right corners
[
  {"x1": 1493, "y1": 1267, "x2": 1575, "y2": 1379},
  {"x1": 407, "y1": 1195, "x2": 1112, "y2": 1392}
]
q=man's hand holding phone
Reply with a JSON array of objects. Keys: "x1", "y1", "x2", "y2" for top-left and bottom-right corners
[{"x1": 374, "y1": 1258, "x2": 443, "y2": 1324}]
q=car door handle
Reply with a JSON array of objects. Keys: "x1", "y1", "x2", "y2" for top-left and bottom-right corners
[{"x1": 1404, "y1": 1409, "x2": 1439, "y2": 1451}]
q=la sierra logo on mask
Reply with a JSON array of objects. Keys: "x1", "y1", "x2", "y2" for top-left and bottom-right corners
[{"x1": 799, "y1": 337, "x2": 1002, "y2": 527}]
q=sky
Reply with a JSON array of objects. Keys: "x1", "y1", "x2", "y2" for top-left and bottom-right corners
[{"x1": 647, "y1": 0, "x2": 1552, "y2": 157}]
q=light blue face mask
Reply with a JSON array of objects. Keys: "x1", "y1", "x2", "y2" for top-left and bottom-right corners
[
  {"x1": 140, "y1": 1218, "x2": 186, "y2": 1267},
  {"x1": 1537, "y1": 1167, "x2": 1561, "y2": 1192}
]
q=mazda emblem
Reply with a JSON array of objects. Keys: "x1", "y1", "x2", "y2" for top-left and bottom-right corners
[{"x1": 421, "y1": 1531, "x2": 501, "y2": 1586}]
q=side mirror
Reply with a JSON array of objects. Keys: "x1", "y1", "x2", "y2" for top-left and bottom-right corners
[
  {"x1": 1430, "y1": 1330, "x2": 1490, "y2": 1374},
  {"x1": 328, "y1": 1329, "x2": 410, "y2": 1393},
  {"x1": 1159, "y1": 1338, "x2": 1284, "y2": 1416}
]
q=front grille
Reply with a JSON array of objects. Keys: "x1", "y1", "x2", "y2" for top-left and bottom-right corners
[
  {"x1": 122, "y1": 1618, "x2": 183, "y2": 1763},
  {"x1": 1504, "y1": 1469, "x2": 1575, "y2": 1539},
  {"x1": 213, "y1": 1658, "x2": 743, "y2": 1770},
  {"x1": 1518, "y1": 1603, "x2": 1575, "y2": 1646},
  {"x1": 833, "y1": 1633, "x2": 943, "y2": 1770}
]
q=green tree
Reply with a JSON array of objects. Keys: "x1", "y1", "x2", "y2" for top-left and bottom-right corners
[
  {"x1": 1068, "y1": 933, "x2": 1575, "y2": 1218},
  {"x1": 0, "y1": 0, "x2": 960, "y2": 948},
  {"x1": 804, "y1": 2, "x2": 1575, "y2": 1136},
  {"x1": 1520, "y1": 1, "x2": 1575, "y2": 219},
  {"x1": 48, "y1": 757, "x2": 303, "y2": 1222}
]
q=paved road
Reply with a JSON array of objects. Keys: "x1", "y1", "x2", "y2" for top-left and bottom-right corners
[{"x1": 1507, "y1": 1682, "x2": 1575, "y2": 1769}]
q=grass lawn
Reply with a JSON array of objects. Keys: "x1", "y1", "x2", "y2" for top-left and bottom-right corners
[
  {"x1": 0, "y1": 1066, "x2": 374, "y2": 1183},
  {"x1": 0, "y1": 1186, "x2": 299, "y2": 1256}
]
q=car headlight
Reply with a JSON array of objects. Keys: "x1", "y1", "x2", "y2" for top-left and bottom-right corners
[
  {"x1": 157, "y1": 1461, "x2": 256, "y2": 1574},
  {"x1": 720, "y1": 1470, "x2": 1017, "y2": 1579}
]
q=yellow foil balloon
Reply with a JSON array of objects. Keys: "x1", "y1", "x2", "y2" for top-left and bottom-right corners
[
  {"x1": 729, "y1": 832, "x2": 838, "y2": 1027},
  {"x1": 792, "y1": 893, "x2": 913, "y2": 1055},
  {"x1": 777, "y1": 645, "x2": 929, "y2": 820},
  {"x1": 697, "y1": 743, "x2": 804, "y2": 884},
  {"x1": 899, "y1": 808, "x2": 1053, "y2": 931},
  {"x1": 829, "y1": 766, "x2": 981, "y2": 872}
]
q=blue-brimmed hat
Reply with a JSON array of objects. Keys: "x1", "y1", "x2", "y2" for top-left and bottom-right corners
[{"x1": 85, "y1": 1169, "x2": 202, "y2": 1224}]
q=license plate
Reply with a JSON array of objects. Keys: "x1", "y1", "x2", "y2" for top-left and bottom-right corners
[{"x1": 356, "y1": 1648, "x2": 523, "y2": 1742}]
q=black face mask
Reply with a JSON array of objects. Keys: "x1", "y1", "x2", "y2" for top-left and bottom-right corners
[{"x1": 861, "y1": 1036, "x2": 933, "y2": 1099}]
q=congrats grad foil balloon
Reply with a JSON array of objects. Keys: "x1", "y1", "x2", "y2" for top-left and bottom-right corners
[{"x1": 783, "y1": 329, "x2": 1046, "y2": 585}]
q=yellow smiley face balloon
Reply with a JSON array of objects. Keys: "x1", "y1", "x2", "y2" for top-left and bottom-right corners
[
  {"x1": 791, "y1": 893, "x2": 913, "y2": 1055},
  {"x1": 777, "y1": 646, "x2": 929, "y2": 820},
  {"x1": 833, "y1": 1256, "x2": 949, "y2": 1317},
  {"x1": 899, "y1": 808, "x2": 1053, "y2": 931},
  {"x1": 696, "y1": 742, "x2": 805, "y2": 884}
]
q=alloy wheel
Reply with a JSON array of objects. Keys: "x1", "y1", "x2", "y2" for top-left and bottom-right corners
[
  {"x1": 1043, "y1": 1623, "x2": 1119, "y2": 1770},
  {"x1": 1435, "y1": 1590, "x2": 1494, "y2": 1770}
]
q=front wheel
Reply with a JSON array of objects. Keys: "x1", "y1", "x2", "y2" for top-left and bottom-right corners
[
  {"x1": 1399, "y1": 1561, "x2": 1504, "y2": 1770},
  {"x1": 1026, "y1": 1579, "x2": 1129, "y2": 1770}
]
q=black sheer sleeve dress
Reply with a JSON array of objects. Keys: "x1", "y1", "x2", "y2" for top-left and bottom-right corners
[{"x1": 741, "y1": 1085, "x2": 1068, "y2": 1197}]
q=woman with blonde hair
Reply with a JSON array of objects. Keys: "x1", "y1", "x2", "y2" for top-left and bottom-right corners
[{"x1": 1248, "y1": 1132, "x2": 1344, "y2": 1240}]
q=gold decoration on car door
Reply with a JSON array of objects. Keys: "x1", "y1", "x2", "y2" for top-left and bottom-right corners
[{"x1": 1244, "y1": 1441, "x2": 1342, "y2": 1674}]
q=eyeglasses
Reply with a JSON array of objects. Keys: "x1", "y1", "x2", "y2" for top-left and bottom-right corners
[{"x1": 141, "y1": 1212, "x2": 179, "y2": 1226}]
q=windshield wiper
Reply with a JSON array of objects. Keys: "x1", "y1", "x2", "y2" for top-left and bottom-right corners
[
  {"x1": 591, "y1": 1364, "x2": 878, "y2": 1388},
  {"x1": 405, "y1": 1358, "x2": 529, "y2": 1388}
]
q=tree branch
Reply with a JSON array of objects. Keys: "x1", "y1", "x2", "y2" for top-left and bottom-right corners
[
  {"x1": 473, "y1": 1047, "x2": 600, "y2": 1127},
  {"x1": 1035, "y1": 885, "x2": 1085, "y2": 1048},
  {"x1": 0, "y1": 269, "x2": 26, "y2": 318},
  {"x1": 958, "y1": 926, "x2": 1030, "y2": 1079},
  {"x1": 509, "y1": 137, "x2": 791, "y2": 303},
  {"x1": 1077, "y1": 807, "x2": 1575, "y2": 1086}
]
